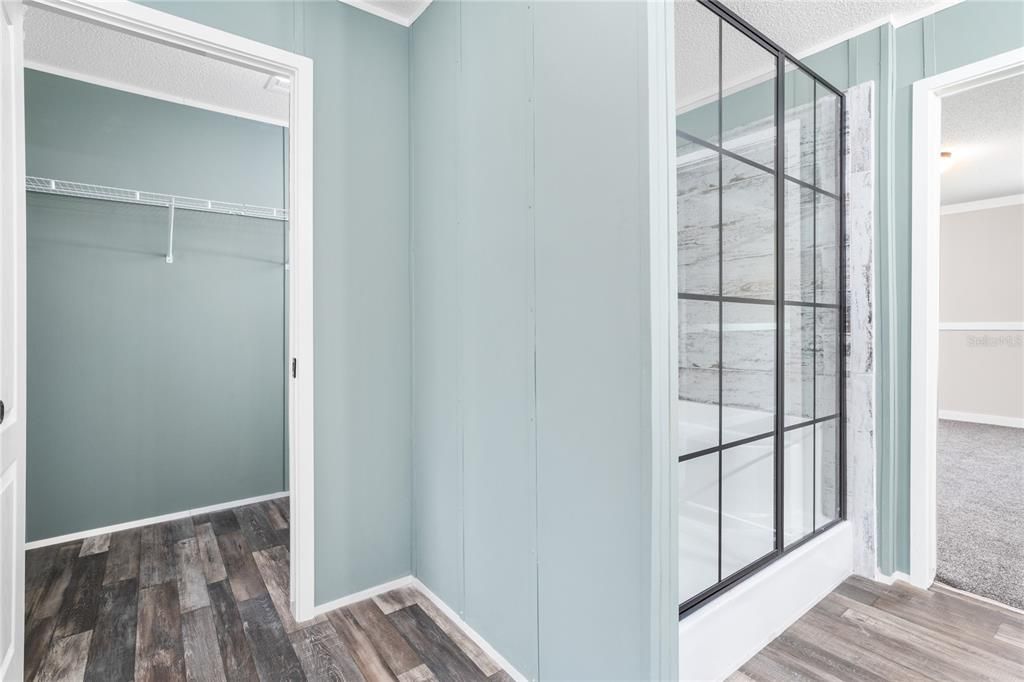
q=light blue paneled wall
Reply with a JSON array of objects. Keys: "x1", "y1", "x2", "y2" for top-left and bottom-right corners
[
  {"x1": 800, "y1": 0, "x2": 1024, "y2": 574},
  {"x1": 134, "y1": 0, "x2": 413, "y2": 605},
  {"x1": 411, "y1": 1, "x2": 657, "y2": 678},
  {"x1": 25, "y1": 70, "x2": 287, "y2": 541},
  {"x1": 534, "y1": 3, "x2": 654, "y2": 678}
]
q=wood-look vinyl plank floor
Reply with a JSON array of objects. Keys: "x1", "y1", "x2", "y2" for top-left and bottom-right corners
[
  {"x1": 24, "y1": 498, "x2": 512, "y2": 681},
  {"x1": 733, "y1": 575, "x2": 1024, "y2": 681}
]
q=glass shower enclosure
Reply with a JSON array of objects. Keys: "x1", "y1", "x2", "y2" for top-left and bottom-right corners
[{"x1": 675, "y1": 0, "x2": 846, "y2": 615}]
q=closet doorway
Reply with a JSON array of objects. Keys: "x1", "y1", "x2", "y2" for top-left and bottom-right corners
[{"x1": 0, "y1": 2, "x2": 314, "y2": 676}]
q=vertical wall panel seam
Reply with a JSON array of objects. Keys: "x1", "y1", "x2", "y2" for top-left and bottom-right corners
[
  {"x1": 455, "y1": 0, "x2": 466, "y2": 617},
  {"x1": 408, "y1": 24, "x2": 417, "y2": 578},
  {"x1": 526, "y1": 2, "x2": 540, "y2": 678},
  {"x1": 848, "y1": 37, "x2": 858, "y2": 89},
  {"x1": 922, "y1": 16, "x2": 936, "y2": 77}
]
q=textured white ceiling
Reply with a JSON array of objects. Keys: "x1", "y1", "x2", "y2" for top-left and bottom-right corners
[
  {"x1": 941, "y1": 73, "x2": 1024, "y2": 205},
  {"x1": 24, "y1": 5, "x2": 289, "y2": 125},
  {"x1": 676, "y1": 0, "x2": 963, "y2": 110}
]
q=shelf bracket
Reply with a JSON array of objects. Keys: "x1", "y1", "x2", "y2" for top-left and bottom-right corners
[{"x1": 166, "y1": 198, "x2": 175, "y2": 264}]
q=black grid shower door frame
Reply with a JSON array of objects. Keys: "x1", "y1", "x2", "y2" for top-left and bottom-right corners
[{"x1": 677, "y1": 0, "x2": 847, "y2": 618}]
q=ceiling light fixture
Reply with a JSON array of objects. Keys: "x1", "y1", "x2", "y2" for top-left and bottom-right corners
[{"x1": 939, "y1": 150, "x2": 954, "y2": 173}]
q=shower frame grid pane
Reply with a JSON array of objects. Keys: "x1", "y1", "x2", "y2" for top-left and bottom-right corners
[{"x1": 677, "y1": 0, "x2": 846, "y2": 617}]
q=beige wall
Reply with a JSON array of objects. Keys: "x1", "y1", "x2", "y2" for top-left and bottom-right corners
[{"x1": 938, "y1": 203, "x2": 1024, "y2": 422}]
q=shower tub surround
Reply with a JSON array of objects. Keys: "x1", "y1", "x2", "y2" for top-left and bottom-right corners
[{"x1": 677, "y1": 80, "x2": 877, "y2": 680}]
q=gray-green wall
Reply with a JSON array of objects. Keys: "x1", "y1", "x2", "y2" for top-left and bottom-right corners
[
  {"x1": 26, "y1": 70, "x2": 287, "y2": 542},
  {"x1": 800, "y1": 0, "x2": 1024, "y2": 574},
  {"x1": 411, "y1": 2, "x2": 659, "y2": 678},
  {"x1": 137, "y1": 0, "x2": 413, "y2": 605}
]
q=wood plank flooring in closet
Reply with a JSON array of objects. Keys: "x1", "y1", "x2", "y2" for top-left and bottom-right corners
[
  {"x1": 24, "y1": 498, "x2": 513, "y2": 682},
  {"x1": 730, "y1": 575, "x2": 1024, "y2": 681}
]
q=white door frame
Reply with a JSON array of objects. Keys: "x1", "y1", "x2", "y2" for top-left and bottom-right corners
[
  {"x1": 0, "y1": 1, "x2": 28, "y2": 677},
  {"x1": 908, "y1": 46, "x2": 1024, "y2": 589},
  {"x1": 7, "y1": 0, "x2": 318, "y2": 622}
]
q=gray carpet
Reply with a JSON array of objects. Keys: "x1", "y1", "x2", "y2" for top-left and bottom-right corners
[{"x1": 936, "y1": 419, "x2": 1024, "y2": 610}]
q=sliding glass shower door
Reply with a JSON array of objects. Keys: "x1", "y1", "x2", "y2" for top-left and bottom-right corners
[{"x1": 675, "y1": 0, "x2": 845, "y2": 615}]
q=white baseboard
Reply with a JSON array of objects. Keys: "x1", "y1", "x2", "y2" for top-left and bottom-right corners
[
  {"x1": 874, "y1": 570, "x2": 912, "y2": 586},
  {"x1": 304, "y1": 575, "x2": 527, "y2": 682},
  {"x1": 410, "y1": 578, "x2": 529, "y2": 682},
  {"x1": 679, "y1": 522, "x2": 853, "y2": 682},
  {"x1": 24, "y1": 491, "x2": 289, "y2": 550},
  {"x1": 307, "y1": 575, "x2": 414, "y2": 617},
  {"x1": 938, "y1": 410, "x2": 1024, "y2": 429}
]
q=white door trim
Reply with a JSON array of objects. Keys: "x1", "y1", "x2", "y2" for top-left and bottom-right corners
[
  {"x1": 909, "y1": 46, "x2": 1024, "y2": 590},
  {"x1": 646, "y1": 1, "x2": 677, "y2": 679},
  {"x1": 14, "y1": 0, "x2": 317, "y2": 622},
  {"x1": 0, "y1": 1, "x2": 27, "y2": 677}
]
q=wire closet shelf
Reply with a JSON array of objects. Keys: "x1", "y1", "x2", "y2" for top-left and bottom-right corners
[{"x1": 25, "y1": 176, "x2": 289, "y2": 221}]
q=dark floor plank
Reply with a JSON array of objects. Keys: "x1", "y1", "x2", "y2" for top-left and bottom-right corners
[
  {"x1": 290, "y1": 620, "x2": 367, "y2": 682},
  {"x1": 485, "y1": 670, "x2": 515, "y2": 682},
  {"x1": 234, "y1": 503, "x2": 280, "y2": 552},
  {"x1": 54, "y1": 553, "x2": 107, "y2": 638},
  {"x1": 216, "y1": 531, "x2": 268, "y2": 602},
  {"x1": 168, "y1": 517, "x2": 196, "y2": 543},
  {"x1": 140, "y1": 523, "x2": 177, "y2": 587},
  {"x1": 388, "y1": 605, "x2": 487, "y2": 682},
  {"x1": 35, "y1": 631, "x2": 92, "y2": 682},
  {"x1": 327, "y1": 608, "x2": 398, "y2": 681},
  {"x1": 104, "y1": 528, "x2": 140, "y2": 585},
  {"x1": 190, "y1": 512, "x2": 211, "y2": 527},
  {"x1": 252, "y1": 545, "x2": 324, "y2": 633},
  {"x1": 400, "y1": 663, "x2": 439, "y2": 682},
  {"x1": 25, "y1": 544, "x2": 59, "y2": 593},
  {"x1": 31, "y1": 544, "x2": 80, "y2": 622},
  {"x1": 273, "y1": 496, "x2": 290, "y2": 524},
  {"x1": 136, "y1": 582, "x2": 186, "y2": 682},
  {"x1": 208, "y1": 579, "x2": 261, "y2": 682},
  {"x1": 412, "y1": 592, "x2": 502, "y2": 676},
  {"x1": 175, "y1": 537, "x2": 211, "y2": 613},
  {"x1": 208, "y1": 509, "x2": 241, "y2": 536},
  {"x1": 373, "y1": 587, "x2": 419, "y2": 615},
  {"x1": 349, "y1": 599, "x2": 422, "y2": 676},
  {"x1": 84, "y1": 578, "x2": 138, "y2": 682},
  {"x1": 238, "y1": 593, "x2": 306, "y2": 681},
  {"x1": 24, "y1": 616, "x2": 57, "y2": 682},
  {"x1": 264, "y1": 499, "x2": 289, "y2": 530},
  {"x1": 182, "y1": 606, "x2": 228, "y2": 681},
  {"x1": 194, "y1": 522, "x2": 227, "y2": 583},
  {"x1": 79, "y1": 534, "x2": 111, "y2": 557}
]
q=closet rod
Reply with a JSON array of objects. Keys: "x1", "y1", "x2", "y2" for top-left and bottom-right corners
[{"x1": 25, "y1": 176, "x2": 289, "y2": 221}]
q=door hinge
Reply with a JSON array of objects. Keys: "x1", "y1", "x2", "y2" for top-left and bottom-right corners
[{"x1": 291, "y1": 358, "x2": 297, "y2": 378}]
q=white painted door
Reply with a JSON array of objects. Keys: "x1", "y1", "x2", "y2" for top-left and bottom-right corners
[{"x1": 0, "y1": 1, "x2": 26, "y2": 679}]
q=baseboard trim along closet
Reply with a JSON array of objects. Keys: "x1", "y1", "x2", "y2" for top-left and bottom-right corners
[
  {"x1": 306, "y1": 575, "x2": 528, "y2": 682},
  {"x1": 24, "y1": 490, "x2": 289, "y2": 549},
  {"x1": 308, "y1": 575, "x2": 416, "y2": 616},
  {"x1": 938, "y1": 410, "x2": 1024, "y2": 429},
  {"x1": 409, "y1": 578, "x2": 529, "y2": 682}
]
